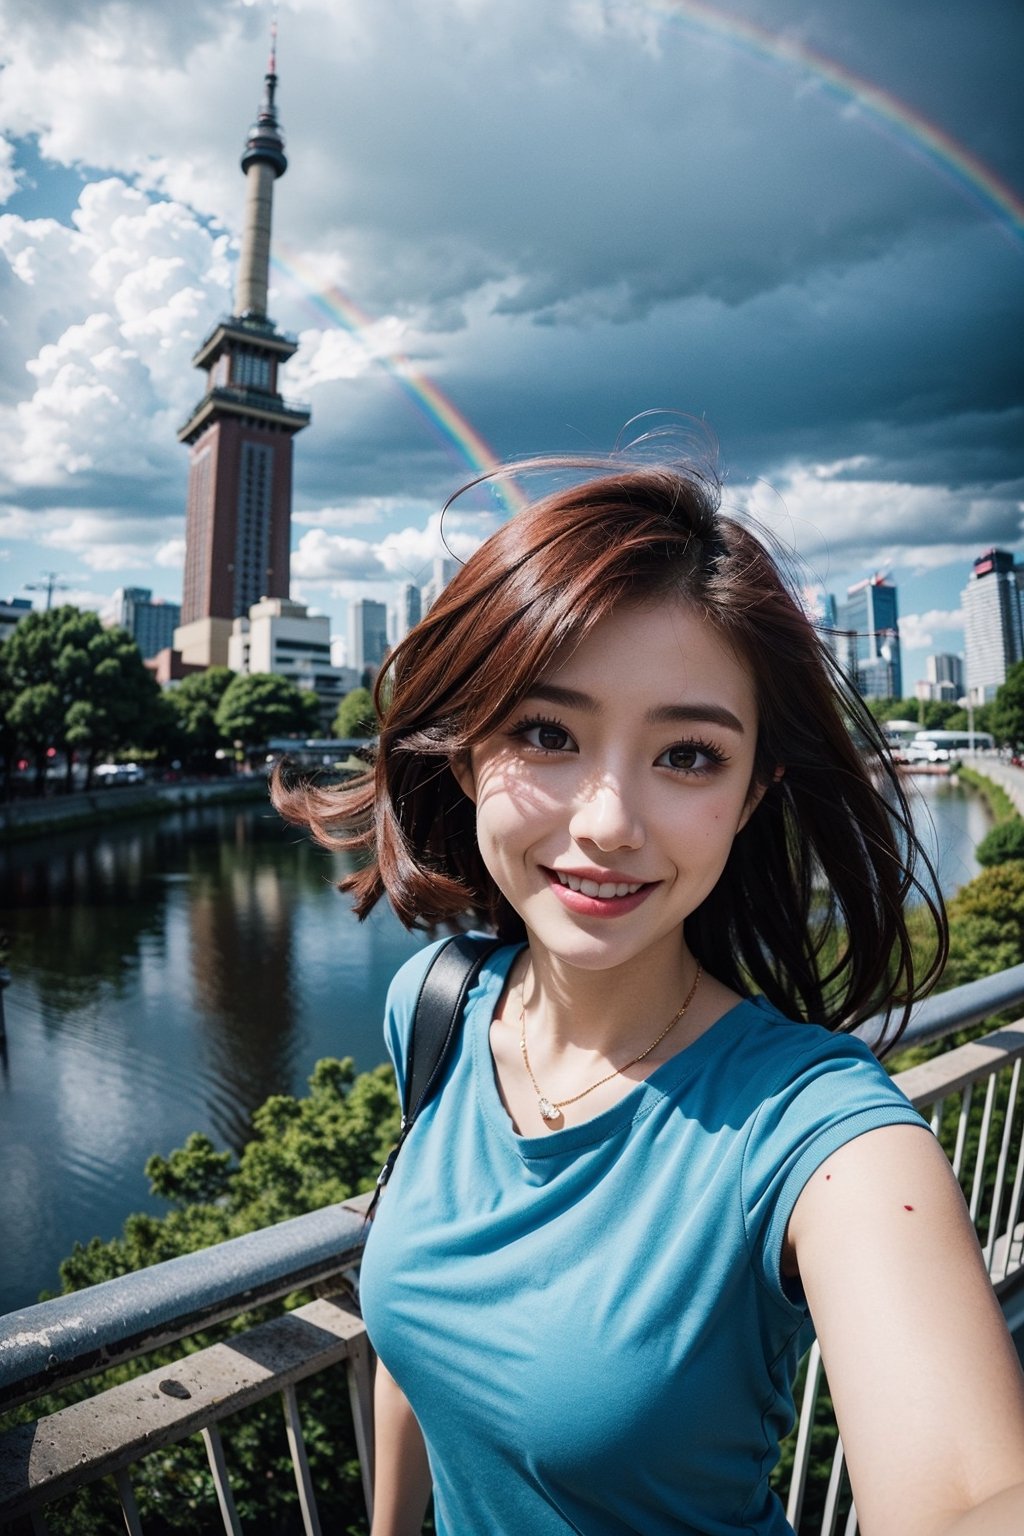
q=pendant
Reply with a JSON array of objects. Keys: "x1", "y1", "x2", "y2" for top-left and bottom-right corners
[{"x1": 538, "y1": 1096, "x2": 560, "y2": 1121}]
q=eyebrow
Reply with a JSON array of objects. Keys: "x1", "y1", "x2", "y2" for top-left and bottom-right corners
[{"x1": 524, "y1": 683, "x2": 746, "y2": 734}]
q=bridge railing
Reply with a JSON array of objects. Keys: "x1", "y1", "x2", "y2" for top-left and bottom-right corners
[{"x1": 4, "y1": 972, "x2": 1024, "y2": 1535}]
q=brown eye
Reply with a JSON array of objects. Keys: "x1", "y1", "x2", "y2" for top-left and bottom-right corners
[
  {"x1": 535, "y1": 723, "x2": 571, "y2": 751},
  {"x1": 666, "y1": 745, "x2": 699, "y2": 771},
  {"x1": 510, "y1": 718, "x2": 578, "y2": 753},
  {"x1": 656, "y1": 740, "x2": 727, "y2": 775}
]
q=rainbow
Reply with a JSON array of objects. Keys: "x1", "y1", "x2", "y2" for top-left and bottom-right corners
[
  {"x1": 639, "y1": 0, "x2": 1024, "y2": 245},
  {"x1": 272, "y1": 249, "x2": 528, "y2": 514}
]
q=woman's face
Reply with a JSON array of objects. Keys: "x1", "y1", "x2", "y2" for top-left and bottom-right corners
[{"x1": 454, "y1": 599, "x2": 765, "y2": 977}]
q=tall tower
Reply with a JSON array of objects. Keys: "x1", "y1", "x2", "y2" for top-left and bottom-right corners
[
  {"x1": 174, "y1": 28, "x2": 310, "y2": 669},
  {"x1": 837, "y1": 574, "x2": 902, "y2": 700},
  {"x1": 962, "y1": 549, "x2": 1024, "y2": 703}
]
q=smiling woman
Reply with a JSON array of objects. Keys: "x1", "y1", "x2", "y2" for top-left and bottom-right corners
[{"x1": 273, "y1": 459, "x2": 1024, "y2": 1536}]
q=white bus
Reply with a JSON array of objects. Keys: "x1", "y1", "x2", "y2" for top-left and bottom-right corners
[{"x1": 905, "y1": 729, "x2": 994, "y2": 762}]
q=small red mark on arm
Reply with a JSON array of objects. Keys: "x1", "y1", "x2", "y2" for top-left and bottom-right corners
[
  {"x1": 903, "y1": 1204, "x2": 914, "y2": 1211},
  {"x1": 825, "y1": 1174, "x2": 831, "y2": 1181}
]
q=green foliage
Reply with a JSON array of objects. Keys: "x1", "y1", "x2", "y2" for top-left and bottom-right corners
[
  {"x1": 0, "y1": 605, "x2": 164, "y2": 789},
  {"x1": 976, "y1": 818, "x2": 1024, "y2": 868},
  {"x1": 13, "y1": 1059, "x2": 401, "y2": 1535},
  {"x1": 989, "y1": 660, "x2": 1024, "y2": 749},
  {"x1": 957, "y1": 765, "x2": 1018, "y2": 825},
  {"x1": 940, "y1": 861, "x2": 1024, "y2": 991},
  {"x1": 866, "y1": 696, "x2": 962, "y2": 730},
  {"x1": 168, "y1": 666, "x2": 234, "y2": 765},
  {"x1": 333, "y1": 687, "x2": 378, "y2": 739},
  {"x1": 215, "y1": 672, "x2": 312, "y2": 753},
  {"x1": 944, "y1": 701, "x2": 995, "y2": 736}
]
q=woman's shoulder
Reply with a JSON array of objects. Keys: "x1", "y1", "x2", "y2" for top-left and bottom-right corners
[{"x1": 731, "y1": 994, "x2": 890, "y2": 1077}]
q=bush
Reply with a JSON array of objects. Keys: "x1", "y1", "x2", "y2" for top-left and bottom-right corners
[
  {"x1": 976, "y1": 819, "x2": 1024, "y2": 867},
  {"x1": 5, "y1": 1059, "x2": 401, "y2": 1536}
]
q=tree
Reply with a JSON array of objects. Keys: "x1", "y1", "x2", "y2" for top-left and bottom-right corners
[
  {"x1": 28, "y1": 1059, "x2": 399, "y2": 1536},
  {"x1": 215, "y1": 672, "x2": 312, "y2": 760},
  {"x1": 975, "y1": 819, "x2": 1024, "y2": 868},
  {"x1": 3, "y1": 607, "x2": 163, "y2": 791},
  {"x1": 63, "y1": 627, "x2": 165, "y2": 788},
  {"x1": 0, "y1": 641, "x2": 19, "y2": 800},
  {"x1": 941, "y1": 862, "x2": 1024, "y2": 990},
  {"x1": 333, "y1": 686, "x2": 377, "y2": 739},
  {"x1": 989, "y1": 661, "x2": 1024, "y2": 749},
  {"x1": 168, "y1": 666, "x2": 234, "y2": 769}
]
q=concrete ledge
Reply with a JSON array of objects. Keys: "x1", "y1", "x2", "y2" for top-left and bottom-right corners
[{"x1": 0, "y1": 779, "x2": 270, "y2": 841}]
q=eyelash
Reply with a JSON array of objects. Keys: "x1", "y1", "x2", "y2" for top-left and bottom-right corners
[{"x1": 506, "y1": 715, "x2": 730, "y2": 777}]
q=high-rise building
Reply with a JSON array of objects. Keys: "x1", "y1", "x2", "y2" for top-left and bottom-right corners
[
  {"x1": 838, "y1": 574, "x2": 902, "y2": 700},
  {"x1": 962, "y1": 549, "x2": 1023, "y2": 703},
  {"x1": 399, "y1": 582, "x2": 422, "y2": 639},
  {"x1": 0, "y1": 597, "x2": 32, "y2": 644},
  {"x1": 801, "y1": 585, "x2": 839, "y2": 657},
  {"x1": 347, "y1": 599, "x2": 389, "y2": 676},
  {"x1": 174, "y1": 31, "x2": 310, "y2": 669},
  {"x1": 110, "y1": 587, "x2": 181, "y2": 659},
  {"x1": 422, "y1": 556, "x2": 459, "y2": 614},
  {"x1": 925, "y1": 653, "x2": 965, "y2": 702}
]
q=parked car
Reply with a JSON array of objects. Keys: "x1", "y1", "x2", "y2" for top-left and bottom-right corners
[{"x1": 94, "y1": 762, "x2": 146, "y2": 786}]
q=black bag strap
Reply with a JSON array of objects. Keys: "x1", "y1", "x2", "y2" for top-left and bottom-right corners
[{"x1": 367, "y1": 933, "x2": 503, "y2": 1217}]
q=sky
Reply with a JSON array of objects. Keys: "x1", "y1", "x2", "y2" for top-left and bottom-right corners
[{"x1": 0, "y1": 0, "x2": 1021, "y2": 686}]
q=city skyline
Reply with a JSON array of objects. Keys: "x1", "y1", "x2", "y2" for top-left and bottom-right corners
[{"x1": 1, "y1": 0, "x2": 1021, "y2": 690}]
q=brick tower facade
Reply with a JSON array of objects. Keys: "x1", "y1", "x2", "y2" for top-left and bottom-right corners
[{"x1": 175, "y1": 32, "x2": 310, "y2": 668}]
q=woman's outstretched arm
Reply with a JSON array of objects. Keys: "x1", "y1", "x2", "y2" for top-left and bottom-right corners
[
  {"x1": 790, "y1": 1123, "x2": 1024, "y2": 1536},
  {"x1": 370, "y1": 1358, "x2": 433, "y2": 1536}
]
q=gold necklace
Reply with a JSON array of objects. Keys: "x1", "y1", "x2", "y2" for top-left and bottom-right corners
[{"x1": 518, "y1": 963, "x2": 703, "y2": 1123}]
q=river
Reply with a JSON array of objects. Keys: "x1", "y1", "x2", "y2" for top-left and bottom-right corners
[{"x1": 0, "y1": 774, "x2": 992, "y2": 1315}]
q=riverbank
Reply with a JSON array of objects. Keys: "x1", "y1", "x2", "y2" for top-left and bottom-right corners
[
  {"x1": 958, "y1": 755, "x2": 1024, "y2": 820},
  {"x1": 0, "y1": 777, "x2": 271, "y2": 842}
]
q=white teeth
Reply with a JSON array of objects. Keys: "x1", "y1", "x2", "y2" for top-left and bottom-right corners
[{"x1": 555, "y1": 872, "x2": 642, "y2": 898}]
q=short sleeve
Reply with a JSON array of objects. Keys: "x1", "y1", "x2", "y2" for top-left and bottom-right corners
[{"x1": 741, "y1": 1030, "x2": 929, "y2": 1309}]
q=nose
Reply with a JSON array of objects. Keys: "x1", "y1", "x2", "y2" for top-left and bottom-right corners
[{"x1": 568, "y1": 774, "x2": 645, "y2": 852}]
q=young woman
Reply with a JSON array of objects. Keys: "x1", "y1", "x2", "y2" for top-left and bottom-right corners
[{"x1": 277, "y1": 462, "x2": 1024, "y2": 1535}]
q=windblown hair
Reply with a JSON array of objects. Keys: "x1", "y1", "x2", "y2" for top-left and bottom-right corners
[{"x1": 273, "y1": 462, "x2": 947, "y2": 1046}]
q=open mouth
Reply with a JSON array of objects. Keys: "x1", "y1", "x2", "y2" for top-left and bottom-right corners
[{"x1": 553, "y1": 871, "x2": 645, "y2": 899}]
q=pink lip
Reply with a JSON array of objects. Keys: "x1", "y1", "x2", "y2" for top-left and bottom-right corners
[{"x1": 543, "y1": 868, "x2": 656, "y2": 919}]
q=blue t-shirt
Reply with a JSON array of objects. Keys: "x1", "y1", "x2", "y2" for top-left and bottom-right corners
[{"x1": 360, "y1": 940, "x2": 927, "y2": 1535}]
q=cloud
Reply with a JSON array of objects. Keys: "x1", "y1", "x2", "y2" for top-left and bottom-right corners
[
  {"x1": 898, "y1": 608, "x2": 965, "y2": 651},
  {"x1": 0, "y1": 137, "x2": 19, "y2": 204},
  {"x1": 290, "y1": 530, "x2": 386, "y2": 584},
  {"x1": 0, "y1": 0, "x2": 1020, "y2": 627},
  {"x1": 0, "y1": 503, "x2": 185, "y2": 572},
  {"x1": 290, "y1": 509, "x2": 495, "y2": 588},
  {"x1": 743, "y1": 459, "x2": 1024, "y2": 581}
]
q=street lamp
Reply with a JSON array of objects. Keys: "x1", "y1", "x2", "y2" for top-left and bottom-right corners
[{"x1": 958, "y1": 695, "x2": 976, "y2": 754}]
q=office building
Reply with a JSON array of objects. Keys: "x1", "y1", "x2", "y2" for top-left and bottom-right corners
[
  {"x1": 924, "y1": 653, "x2": 965, "y2": 702},
  {"x1": 0, "y1": 597, "x2": 32, "y2": 644},
  {"x1": 962, "y1": 549, "x2": 1023, "y2": 703},
  {"x1": 393, "y1": 582, "x2": 422, "y2": 643},
  {"x1": 110, "y1": 587, "x2": 181, "y2": 659},
  {"x1": 347, "y1": 598, "x2": 389, "y2": 677},
  {"x1": 228, "y1": 597, "x2": 357, "y2": 725},
  {"x1": 174, "y1": 35, "x2": 310, "y2": 669},
  {"x1": 838, "y1": 574, "x2": 902, "y2": 700},
  {"x1": 422, "y1": 556, "x2": 459, "y2": 614}
]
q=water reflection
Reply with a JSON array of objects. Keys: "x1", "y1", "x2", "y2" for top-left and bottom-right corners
[{"x1": 0, "y1": 804, "x2": 424, "y2": 1314}]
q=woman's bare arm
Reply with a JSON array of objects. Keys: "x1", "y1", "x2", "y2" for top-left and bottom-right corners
[
  {"x1": 370, "y1": 1358, "x2": 433, "y2": 1536},
  {"x1": 790, "y1": 1124, "x2": 1024, "y2": 1536}
]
